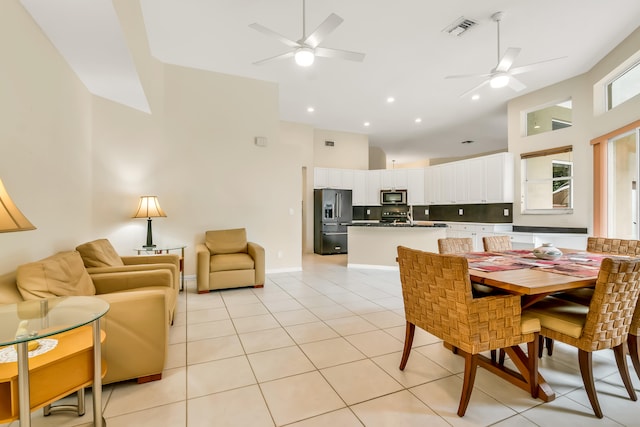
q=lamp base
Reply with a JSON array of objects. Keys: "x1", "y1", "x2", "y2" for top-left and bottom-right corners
[{"x1": 142, "y1": 244, "x2": 157, "y2": 250}]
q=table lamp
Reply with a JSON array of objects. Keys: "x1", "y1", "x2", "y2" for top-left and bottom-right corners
[
  {"x1": 0, "y1": 178, "x2": 36, "y2": 233},
  {"x1": 132, "y1": 196, "x2": 166, "y2": 249}
]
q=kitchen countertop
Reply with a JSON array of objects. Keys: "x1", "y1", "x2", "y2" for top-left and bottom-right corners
[{"x1": 349, "y1": 222, "x2": 448, "y2": 228}]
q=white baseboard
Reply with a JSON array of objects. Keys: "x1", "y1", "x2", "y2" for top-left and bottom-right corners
[{"x1": 347, "y1": 263, "x2": 399, "y2": 271}]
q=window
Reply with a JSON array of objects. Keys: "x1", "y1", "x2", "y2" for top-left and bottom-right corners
[
  {"x1": 525, "y1": 100, "x2": 572, "y2": 136},
  {"x1": 521, "y1": 146, "x2": 573, "y2": 213},
  {"x1": 607, "y1": 60, "x2": 640, "y2": 110}
]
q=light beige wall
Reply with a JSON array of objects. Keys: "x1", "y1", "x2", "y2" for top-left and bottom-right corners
[
  {"x1": 280, "y1": 121, "x2": 315, "y2": 254},
  {"x1": 314, "y1": 128, "x2": 369, "y2": 169},
  {"x1": 508, "y1": 25, "x2": 640, "y2": 231},
  {"x1": 369, "y1": 146, "x2": 386, "y2": 169},
  {"x1": 0, "y1": 0, "x2": 93, "y2": 274}
]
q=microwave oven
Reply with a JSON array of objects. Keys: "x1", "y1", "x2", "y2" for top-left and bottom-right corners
[{"x1": 380, "y1": 189, "x2": 407, "y2": 205}]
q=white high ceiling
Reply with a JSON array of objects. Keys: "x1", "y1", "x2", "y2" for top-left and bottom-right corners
[{"x1": 20, "y1": 0, "x2": 640, "y2": 163}]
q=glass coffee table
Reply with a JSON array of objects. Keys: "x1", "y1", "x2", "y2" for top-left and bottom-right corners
[{"x1": 0, "y1": 296, "x2": 109, "y2": 426}]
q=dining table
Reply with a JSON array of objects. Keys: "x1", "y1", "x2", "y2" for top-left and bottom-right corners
[{"x1": 460, "y1": 248, "x2": 607, "y2": 402}]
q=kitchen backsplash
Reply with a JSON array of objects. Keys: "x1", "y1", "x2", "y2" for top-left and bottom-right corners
[{"x1": 353, "y1": 203, "x2": 513, "y2": 223}]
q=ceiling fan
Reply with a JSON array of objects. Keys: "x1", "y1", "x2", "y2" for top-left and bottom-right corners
[
  {"x1": 446, "y1": 11, "x2": 566, "y2": 97},
  {"x1": 249, "y1": 0, "x2": 365, "y2": 67}
]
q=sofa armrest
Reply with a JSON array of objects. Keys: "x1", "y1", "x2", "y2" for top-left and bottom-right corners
[
  {"x1": 95, "y1": 289, "x2": 168, "y2": 384},
  {"x1": 87, "y1": 263, "x2": 179, "y2": 291},
  {"x1": 121, "y1": 254, "x2": 180, "y2": 270},
  {"x1": 196, "y1": 243, "x2": 211, "y2": 292},
  {"x1": 92, "y1": 269, "x2": 173, "y2": 294},
  {"x1": 248, "y1": 242, "x2": 265, "y2": 285}
]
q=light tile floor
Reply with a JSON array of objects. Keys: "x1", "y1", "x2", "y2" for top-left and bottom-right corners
[{"x1": 5, "y1": 254, "x2": 640, "y2": 426}]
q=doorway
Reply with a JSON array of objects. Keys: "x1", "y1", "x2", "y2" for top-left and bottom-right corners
[{"x1": 608, "y1": 129, "x2": 640, "y2": 238}]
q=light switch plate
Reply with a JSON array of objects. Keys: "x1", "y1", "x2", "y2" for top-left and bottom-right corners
[
  {"x1": 458, "y1": 208, "x2": 463, "y2": 215},
  {"x1": 503, "y1": 208, "x2": 509, "y2": 216}
]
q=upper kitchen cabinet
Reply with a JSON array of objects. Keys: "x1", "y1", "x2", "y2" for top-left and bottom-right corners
[
  {"x1": 314, "y1": 167, "x2": 329, "y2": 188},
  {"x1": 407, "y1": 169, "x2": 425, "y2": 205},
  {"x1": 365, "y1": 170, "x2": 382, "y2": 205},
  {"x1": 314, "y1": 167, "x2": 354, "y2": 190},
  {"x1": 465, "y1": 153, "x2": 514, "y2": 203},
  {"x1": 380, "y1": 169, "x2": 408, "y2": 190},
  {"x1": 352, "y1": 170, "x2": 366, "y2": 206}
]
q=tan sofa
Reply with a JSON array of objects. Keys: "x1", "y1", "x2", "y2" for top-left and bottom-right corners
[
  {"x1": 0, "y1": 250, "x2": 172, "y2": 385},
  {"x1": 196, "y1": 228, "x2": 265, "y2": 293},
  {"x1": 75, "y1": 239, "x2": 180, "y2": 322}
]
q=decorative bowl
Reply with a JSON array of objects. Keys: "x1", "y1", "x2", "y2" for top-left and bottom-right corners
[{"x1": 533, "y1": 243, "x2": 563, "y2": 260}]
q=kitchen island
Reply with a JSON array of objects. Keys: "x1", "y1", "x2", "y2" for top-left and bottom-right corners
[{"x1": 347, "y1": 222, "x2": 448, "y2": 268}]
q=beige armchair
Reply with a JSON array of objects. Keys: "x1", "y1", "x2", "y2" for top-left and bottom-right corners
[
  {"x1": 2, "y1": 250, "x2": 172, "y2": 385},
  {"x1": 75, "y1": 239, "x2": 179, "y2": 322},
  {"x1": 196, "y1": 228, "x2": 265, "y2": 293}
]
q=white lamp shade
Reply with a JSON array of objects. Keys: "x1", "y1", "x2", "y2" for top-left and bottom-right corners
[
  {"x1": 294, "y1": 48, "x2": 315, "y2": 67},
  {"x1": 490, "y1": 73, "x2": 510, "y2": 88},
  {"x1": 132, "y1": 196, "x2": 167, "y2": 218},
  {"x1": 0, "y1": 178, "x2": 35, "y2": 233}
]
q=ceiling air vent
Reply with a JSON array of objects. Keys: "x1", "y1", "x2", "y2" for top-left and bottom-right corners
[{"x1": 442, "y1": 17, "x2": 478, "y2": 37}]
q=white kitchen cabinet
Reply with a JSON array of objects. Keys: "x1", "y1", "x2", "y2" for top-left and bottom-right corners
[
  {"x1": 439, "y1": 164, "x2": 456, "y2": 204},
  {"x1": 328, "y1": 168, "x2": 343, "y2": 188},
  {"x1": 340, "y1": 169, "x2": 354, "y2": 190},
  {"x1": 366, "y1": 170, "x2": 382, "y2": 205},
  {"x1": 314, "y1": 167, "x2": 329, "y2": 188},
  {"x1": 454, "y1": 162, "x2": 468, "y2": 203},
  {"x1": 485, "y1": 153, "x2": 514, "y2": 203},
  {"x1": 407, "y1": 169, "x2": 425, "y2": 205},
  {"x1": 352, "y1": 170, "x2": 366, "y2": 206},
  {"x1": 424, "y1": 166, "x2": 441, "y2": 205},
  {"x1": 380, "y1": 169, "x2": 408, "y2": 190}
]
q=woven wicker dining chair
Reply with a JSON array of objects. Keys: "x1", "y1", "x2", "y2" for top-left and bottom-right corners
[
  {"x1": 482, "y1": 235, "x2": 512, "y2": 252},
  {"x1": 437, "y1": 237, "x2": 473, "y2": 254},
  {"x1": 397, "y1": 246, "x2": 540, "y2": 417},
  {"x1": 523, "y1": 257, "x2": 640, "y2": 418},
  {"x1": 552, "y1": 237, "x2": 640, "y2": 361}
]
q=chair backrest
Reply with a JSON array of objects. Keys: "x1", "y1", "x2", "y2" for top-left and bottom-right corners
[
  {"x1": 437, "y1": 237, "x2": 473, "y2": 254},
  {"x1": 587, "y1": 237, "x2": 640, "y2": 256},
  {"x1": 205, "y1": 228, "x2": 248, "y2": 254},
  {"x1": 397, "y1": 246, "x2": 526, "y2": 354},
  {"x1": 580, "y1": 257, "x2": 640, "y2": 351},
  {"x1": 483, "y1": 235, "x2": 512, "y2": 252}
]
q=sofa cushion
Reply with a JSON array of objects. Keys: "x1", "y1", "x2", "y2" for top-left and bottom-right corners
[
  {"x1": 16, "y1": 251, "x2": 96, "y2": 300},
  {"x1": 205, "y1": 228, "x2": 248, "y2": 255},
  {"x1": 210, "y1": 253, "x2": 255, "y2": 272},
  {"x1": 76, "y1": 239, "x2": 125, "y2": 268}
]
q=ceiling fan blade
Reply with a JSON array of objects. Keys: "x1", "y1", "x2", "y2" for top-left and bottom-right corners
[
  {"x1": 314, "y1": 47, "x2": 365, "y2": 62},
  {"x1": 252, "y1": 51, "x2": 295, "y2": 66},
  {"x1": 510, "y1": 56, "x2": 568, "y2": 75},
  {"x1": 508, "y1": 76, "x2": 526, "y2": 92},
  {"x1": 459, "y1": 79, "x2": 490, "y2": 98},
  {"x1": 495, "y1": 47, "x2": 521, "y2": 72},
  {"x1": 303, "y1": 13, "x2": 343, "y2": 48},
  {"x1": 445, "y1": 72, "x2": 493, "y2": 80},
  {"x1": 249, "y1": 23, "x2": 301, "y2": 48}
]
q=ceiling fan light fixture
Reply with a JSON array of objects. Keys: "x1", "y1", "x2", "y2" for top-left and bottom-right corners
[
  {"x1": 294, "y1": 48, "x2": 315, "y2": 66},
  {"x1": 490, "y1": 73, "x2": 510, "y2": 88}
]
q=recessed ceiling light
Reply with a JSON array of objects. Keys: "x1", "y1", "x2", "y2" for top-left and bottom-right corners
[
  {"x1": 364, "y1": 122, "x2": 370, "y2": 127},
  {"x1": 471, "y1": 94, "x2": 480, "y2": 101},
  {"x1": 386, "y1": 97, "x2": 395, "y2": 103},
  {"x1": 415, "y1": 118, "x2": 422, "y2": 123},
  {"x1": 307, "y1": 106, "x2": 315, "y2": 113}
]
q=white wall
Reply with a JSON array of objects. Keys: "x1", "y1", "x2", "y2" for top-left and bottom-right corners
[
  {"x1": 508, "y1": 25, "x2": 640, "y2": 231},
  {"x1": 0, "y1": 0, "x2": 93, "y2": 274}
]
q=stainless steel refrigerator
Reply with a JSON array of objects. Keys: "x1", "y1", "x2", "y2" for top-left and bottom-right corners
[{"x1": 314, "y1": 189, "x2": 352, "y2": 254}]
